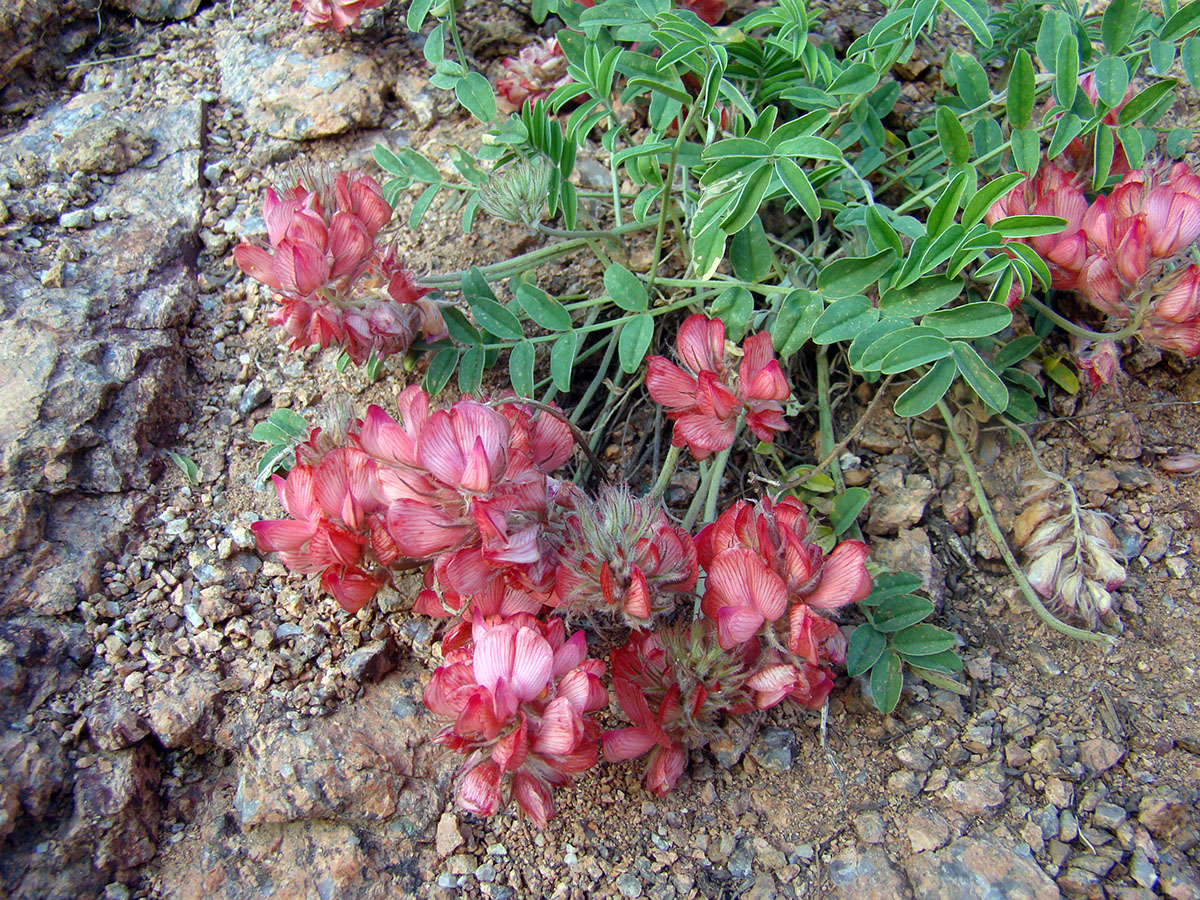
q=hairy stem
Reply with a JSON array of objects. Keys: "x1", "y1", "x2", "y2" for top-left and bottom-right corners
[
  {"x1": 937, "y1": 399, "x2": 1114, "y2": 645},
  {"x1": 647, "y1": 444, "x2": 682, "y2": 502}
]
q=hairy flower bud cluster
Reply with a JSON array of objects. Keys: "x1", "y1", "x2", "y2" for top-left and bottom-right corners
[
  {"x1": 1015, "y1": 476, "x2": 1127, "y2": 628},
  {"x1": 235, "y1": 171, "x2": 446, "y2": 365},
  {"x1": 646, "y1": 314, "x2": 792, "y2": 459},
  {"x1": 987, "y1": 160, "x2": 1200, "y2": 359}
]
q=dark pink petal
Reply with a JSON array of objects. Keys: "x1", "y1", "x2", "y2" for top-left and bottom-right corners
[
  {"x1": 551, "y1": 631, "x2": 588, "y2": 678},
  {"x1": 511, "y1": 771, "x2": 554, "y2": 830},
  {"x1": 715, "y1": 605, "x2": 766, "y2": 649},
  {"x1": 707, "y1": 547, "x2": 788, "y2": 621},
  {"x1": 645, "y1": 742, "x2": 687, "y2": 796},
  {"x1": 557, "y1": 669, "x2": 608, "y2": 713},
  {"x1": 234, "y1": 243, "x2": 283, "y2": 291},
  {"x1": 533, "y1": 696, "x2": 583, "y2": 755},
  {"x1": 510, "y1": 626, "x2": 553, "y2": 701},
  {"x1": 676, "y1": 313, "x2": 724, "y2": 374},
  {"x1": 252, "y1": 518, "x2": 317, "y2": 552},
  {"x1": 645, "y1": 357, "x2": 698, "y2": 411},
  {"x1": 602, "y1": 726, "x2": 657, "y2": 761},
  {"x1": 473, "y1": 624, "x2": 516, "y2": 694},
  {"x1": 385, "y1": 499, "x2": 471, "y2": 557},
  {"x1": 457, "y1": 760, "x2": 502, "y2": 817},
  {"x1": 321, "y1": 567, "x2": 381, "y2": 612},
  {"x1": 491, "y1": 714, "x2": 529, "y2": 772},
  {"x1": 423, "y1": 662, "x2": 477, "y2": 718},
  {"x1": 747, "y1": 663, "x2": 798, "y2": 709}
]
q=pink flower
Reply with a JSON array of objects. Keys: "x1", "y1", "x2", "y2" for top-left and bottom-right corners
[
  {"x1": 423, "y1": 616, "x2": 605, "y2": 828},
  {"x1": 678, "y1": 0, "x2": 726, "y2": 25},
  {"x1": 552, "y1": 486, "x2": 698, "y2": 625},
  {"x1": 291, "y1": 0, "x2": 384, "y2": 31},
  {"x1": 986, "y1": 165, "x2": 1090, "y2": 291},
  {"x1": 496, "y1": 38, "x2": 572, "y2": 114},
  {"x1": 1075, "y1": 341, "x2": 1121, "y2": 391},
  {"x1": 646, "y1": 315, "x2": 791, "y2": 459}
]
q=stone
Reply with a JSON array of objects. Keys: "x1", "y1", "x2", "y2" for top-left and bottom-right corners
[
  {"x1": 942, "y1": 775, "x2": 1005, "y2": 816},
  {"x1": 216, "y1": 31, "x2": 385, "y2": 141},
  {"x1": 853, "y1": 811, "x2": 886, "y2": 845},
  {"x1": 0, "y1": 731, "x2": 69, "y2": 845},
  {"x1": 903, "y1": 838, "x2": 1058, "y2": 900},
  {"x1": 1057, "y1": 867, "x2": 1103, "y2": 898},
  {"x1": 436, "y1": 811, "x2": 464, "y2": 857},
  {"x1": 1138, "y1": 793, "x2": 1189, "y2": 840},
  {"x1": 1092, "y1": 802, "x2": 1128, "y2": 830},
  {"x1": 1077, "y1": 738, "x2": 1125, "y2": 774},
  {"x1": 711, "y1": 714, "x2": 760, "y2": 768},
  {"x1": 1131, "y1": 848, "x2": 1158, "y2": 888},
  {"x1": 148, "y1": 674, "x2": 223, "y2": 749},
  {"x1": 237, "y1": 377, "x2": 271, "y2": 417},
  {"x1": 64, "y1": 744, "x2": 160, "y2": 871},
  {"x1": 906, "y1": 809, "x2": 951, "y2": 853},
  {"x1": 828, "y1": 846, "x2": 912, "y2": 900},
  {"x1": 1160, "y1": 849, "x2": 1200, "y2": 900},
  {"x1": 728, "y1": 838, "x2": 755, "y2": 878},
  {"x1": 748, "y1": 727, "x2": 794, "y2": 772},
  {"x1": 107, "y1": 0, "x2": 202, "y2": 20},
  {"x1": 340, "y1": 637, "x2": 401, "y2": 683},
  {"x1": 51, "y1": 118, "x2": 155, "y2": 176},
  {"x1": 865, "y1": 474, "x2": 934, "y2": 535},
  {"x1": 617, "y1": 872, "x2": 644, "y2": 898},
  {"x1": 60, "y1": 208, "x2": 93, "y2": 229},
  {"x1": 745, "y1": 874, "x2": 777, "y2": 900},
  {"x1": 87, "y1": 694, "x2": 150, "y2": 751}
]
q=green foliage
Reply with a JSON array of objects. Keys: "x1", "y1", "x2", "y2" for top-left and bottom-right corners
[{"x1": 249, "y1": 409, "x2": 309, "y2": 484}]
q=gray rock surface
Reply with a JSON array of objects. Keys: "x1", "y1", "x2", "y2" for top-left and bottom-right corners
[
  {"x1": 904, "y1": 838, "x2": 1059, "y2": 900},
  {"x1": 107, "y1": 0, "x2": 203, "y2": 21}
]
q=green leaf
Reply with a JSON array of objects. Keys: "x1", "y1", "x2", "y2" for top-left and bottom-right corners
[
  {"x1": 928, "y1": 169, "x2": 970, "y2": 239},
  {"x1": 894, "y1": 356, "x2": 956, "y2": 417},
  {"x1": 166, "y1": 450, "x2": 199, "y2": 485},
  {"x1": 962, "y1": 173, "x2": 1026, "y2": 231},
  {"x1": 456, "y1": 71, "x2": 498, "y2": 123},
  {"x1": 1037, "y1": 10, "x2": 1072, "y2": 71},
  {"x1": 1093, "y1": 123, "x2": 1116, "y2": 190},
  {"x1": 409, "y1": 183, "x2": 439, "y2": 229},
  {"x1": 730, "y1": 218, "x2": 774, "y2": 284},
  {"x1": 1163, "y1": 2, "x2": 1200, "y2": 42},
  {"x1": 866, "y1": 206, "x2": 903, "y2": 256},
  {"x1": 831, "y1": 487, "x2": 871, "y2": 535},
  {"x1": 879, "y1": 275, "x2": 965, "y2": 317},
  {"x1": 1054, "y1": 34, "x2": 1080, "y2": 108},
  {"x1": 923, "y1": 302, "x2": 1013, "y2": 339},
  {"x1": 858, "y1": 325, "x2": 943, "y2": 372},
  {"x1": 1095, "y1": 56, "x2": 1131, "y2": 109},
  {"x1": 870, "y1": 650, "x2": 904, "y2": 714},
  {"x1": 1184, "y1": 37, "x2": 1200, "y2": 88},
  {"x1": 720, "y1": 163, "x2": 773, "y2": 235},
  {"x1": 849, "y1": 319, "x2": 912, "y2": 371},
  {"x1": 442, "y1": 306, "x2": 482, "y2": 345},
  {"x1": 818, "y1": 249, "x2": 896, "y2": 298},
  {"x1": 468, "y1": 295, "x2": 524, "y2": 341},
  {"x1": 846, "y1": 625, "x2": 887, "y2": 678},
  {"x1": 907, "y1": 649, "x2": 964, "y2": 674},
  {"x1": 515, "y1": 283, "x2": 573, "y2": 332},
  {"x1": 509, "y1": 340, "x2": 535, "y2": 397},
  {"x1": 994, "y1": 334, "x2": 1043, "y2": 369},
  {"x1": 1101, "y1": 0, "x2": 1138, "y2": 53},
  {"x1": 709, "y1": 286, "x2": 754, "y2": 340},
  {"x1": 873, "y1": 594, "x2": 936, "y2": 632},
  {"x1": 776, "y1": 158, "x2": 821, "y2": 222},
  {"x1": 811, "y1": 295, "x2": 881, "y2": 345},
  {"x1": 991, "y1": 215, "x2": 1068, "y2": 238},
  {"x1": 953, "y1": 341, "x2": 1009, "y2": 411},
  {"x1": 604, "y1": 263, "x2": 649, "y2": 312},
  {"x1": 936, "y1": 106, "x2": 970, "y2": 167},
  {"x1": 1150, "y1": 36, "x2": 1177, "y2": 76},
  {"x1": 1011, "y1": 127, "x2": 1042, "y2": 177},
  {"x1": 1167, "y1": 127, "x2": 1193, "y2": 158},
  {"x1": 950, "y1": 51, "x2": 990, "y2": 108},
  {"x1": 861, "y1": 572, "x2": 924, "y2": 607},
  {"x1": 892, "y1": 624, "x2": 957, "y2": 657},
  {"x1": 879, "y1": 335, "x2": 955, "y2": 374},
  {"x1": 550, "y1": 331, "x2": 577, "y2": 391},
  {"x1": 1007, "y1": 49, "x2": 1036, "y2": 129},
  {"x1": 774, "y1": 135, "x2": 844, "y2": 160},
  {"x1": 618, "y1": 313, "x2": 655, "y2": 373},
  {"x1": 408, "y1": 0, "x2": 433, "y2": 30},
  {"x1": 424, "y1": 347, "x2": 458, "y2": 396},
  {"x1": 1118, "y1": 80, "x2": 1178, "y2": 125},
  {"x1": 1043, "y1": 355, "x2": 1080, "y2": 393},
  {"x1": 703, "y1": 137, "x2": 774, "y2": 160},
  {"x1": 458, "y1": 345, "x2": 484, "y2": 394},
  {"x1": 772, "y1": 290, "x2": 822, "y2": 357},
  {"x1": 942, "y1": 0, "x2": 993, "y2": 47}
]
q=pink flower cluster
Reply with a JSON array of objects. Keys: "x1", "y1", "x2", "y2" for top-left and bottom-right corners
[
  {"x1": 646, "y1": 314, "x2": 791, "y2": 459},
  {"x1": 496, "y1": 38, "x2": 572, "y2": 114},
  {"x1": 254, "y1": 316, "x2": 875, "y2": 825},
  {"x1": 235, "y1": 171, "x2": 446, "y2": 366},
  {"x1": 988, "y1": 162, "x2": 1200, "y2": 358},
  {"x1": 292, "y1": 0, "x2": 383, "y2": 32}
]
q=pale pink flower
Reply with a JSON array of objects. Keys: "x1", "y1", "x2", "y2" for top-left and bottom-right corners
[
  {"x1": 291, "y1": 0, "x2": 384, "y2": 31},
  {"x1": 496, "y1": 38, "x2": 572, "y2": 114}
]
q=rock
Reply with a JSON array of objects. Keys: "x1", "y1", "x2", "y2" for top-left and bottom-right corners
[
  {"x1": 728, "y1": 837, "x2": 755, "y2": 878},
  {"x1": 1078, "y1": 738, "x2": 1125, "y2": 774},
  {"x1": 106, "y1": 0, "x2": 202, "y2": 20},
  {"x1": 237, "y1": 377, "x2": 271, "y2": 417},
  {"x1": 1057, "y1": 866, "x2": 1104, "y2": 898},
  {"x1": 216, "y1": 31, "x2": 385, "y2": 141},
  {"x1": 711, "y1": 714, "x2": 760, "y2": 768},
  {"x1": 64, "y1": 744, "x2": 160, "y2": 872},
  {"x1": 148, "y1": 673, "x2": 223, "y2": 750},
  {"x1": 59, "y1": 208, "x2": 93, "y2": 229},
  {"x1": 393, "y1": 71, "x2": 438, "y2": 129},
  {"x1": 1139, "y1": 793, "x2": 1189, "y2": 840},
  {"x1": 1160, "y1": 849, "x2": 1200, "y2": 900},
  {"x1": 748, "y1": 727, "x2": 794, "y2": 772},
  {"x1": 745, "y1": 874, "x2": 777, "y2": 900},
  {"x1": 436, "y1": 812, "x2": 464, "y2": 857},
  {"x1": 869, "y1": 528, "x2": 945, "y2": 610},
  {"x1": 941, "y1": 773, "x2": 1005, "y2": 816},
  {"x1": 87, "y1": 694, "x2": 151, "y2": 751},
  {"x1": 52, "y1": 118, "x2": 155, "y2": 175},
  {"x1": 906, "y1": 809, "x2": 951, "y2": 853},
  {"x1": 617, "y1": 872, "x2": 643, "y2": 898},
  {"x1": 903, "y1": 838, "x2": 1058, "y2": 900},
  {"x1": 854, "y1": 811, "x2": 886, "y2": 845},
  {"x1": 340, "y1": 637, "x2": 401, "y2": 683},
  {"x1": 828, "y1": 846, "x2": 912, "y2": 900},
  {"x1": 0, "y1": 731, "x2": 69, "y2": 845},
  {"x1": 233, "y1": 674, "x2": 437, "y2": 828},
  {"x1": 1092, "y1": 802, "x2": 1127, "y2": 830},
  {"x1": 865, "y1": 474, "x2": 934, "y2": 535},
  {"x1": 1130, "y1": 848, "x2": 1158, "y2": 888}
]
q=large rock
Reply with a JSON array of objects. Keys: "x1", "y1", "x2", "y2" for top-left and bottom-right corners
[
  {"x1": 147, "y1": 674, "x2": 225, "y2": 750},
  {"x1": 828, "y1": 846, "x2": 913, "y2": 900},
  {"x1": 904, "y1": 838, "x2": 1059, "y2": 900},
  {"x1": 0, "y1": 88, "x2": 200, "y2": 614},
  {"x1": 216, "y1": 31, "x2": 386, "y2": 141},
  {"x1": 64, "y1": 744, "x2": 161, "y2": 872},
  {"x1": 107, "y1": 0, "x2": 203, "y2": 21}
]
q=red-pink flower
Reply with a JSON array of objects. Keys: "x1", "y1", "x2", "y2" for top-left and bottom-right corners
[
  {"x1": 496, "y1": 38, "x2": 572, "y2": 114},
  {"x1": 552, "y1": 486, "x2": 698, "y2": 625},
  {"x1": 423, "y1": 616, "x2": 606, "y2": 828},
  {"x1": 291, "y1": 0, "x2": 384, "y2": 31},
  {"x1": 1075, "y1": 341, "x2": 1121, "y2": 391},
  {"x1": 646, "y1": 315, "x2": 790, "y2": 459}
]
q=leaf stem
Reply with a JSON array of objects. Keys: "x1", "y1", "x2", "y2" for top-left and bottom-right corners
[
  {"x1": 936, "y1": 398, "x2": 1115, "y2": 645},
  {"x1": 647, "y1": 444, "x2": 682, "y2": 502}
]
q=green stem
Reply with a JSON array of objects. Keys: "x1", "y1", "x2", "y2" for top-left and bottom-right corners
[
  {"x1": 647, "y1": 444, "x2": 682, "y2": 502},
  {"x1": 682, "y1": 459, "x2": 712, "y2": 531},
  {"x1": 816, "y1": 347, "x2": 846, "y2": 494},
  {"x1": 936, "y1": 398, "x2": 1115, "y2": 646},
  {"x1": 1022, "y1": 294, "x2": 1144, "y2": 343},
  {"x1": 701, "y1": 442, "x2": 734, "y2": 525},
  {"x1": 648, "y1": 99, "x2": 703, "y2": 293}
]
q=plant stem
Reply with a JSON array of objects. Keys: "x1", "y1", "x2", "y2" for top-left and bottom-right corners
[
  {"x1": 936, "y1": 398, "x2": 1115, "y2": 645},
  {"x1": 701, "y1": 442, "x2": 734, "y2": 525},
  {"x1": 815, "y1": 347, "x2": 846, "y2": 494},
  {"x1": 647, "y1": 444, "x2": 682, "y2": 502},
  {"x1": 682, "y1": 459, "x2": 712, "y2": 531},
  {"x1": 1022, "y1": 294, "x2": 1144, "y2": 343},
  {"x1": 648, "y1": 100, "x2": 702, "y2": 293}
]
